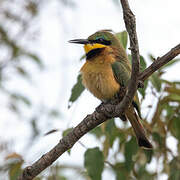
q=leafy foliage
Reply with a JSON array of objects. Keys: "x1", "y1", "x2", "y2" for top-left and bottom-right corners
[
  {"x1": 68, "y1": 74, "x2": 85, "y2": 108},
  {"x1": 115, "y1": 31, "x2": 128, "y2": 49},
  {"x1": 84, "y1": 147, "x2": 104, "y2": 180},
  {"x1": 124, "y1": 137, "x2": 138, "y2": 171}
]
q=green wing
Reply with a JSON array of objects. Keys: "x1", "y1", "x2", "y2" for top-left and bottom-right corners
[
  {"x1": 111, "y1": 61, "x2": 141, "y2": 118},
  {"x1": 111, "y1": 61, "x2": 130, "y2": 87}
]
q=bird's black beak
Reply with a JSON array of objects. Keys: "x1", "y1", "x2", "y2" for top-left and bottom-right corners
[{"x1": 68, "y1": 39, "x2": 90, "y2": 44}]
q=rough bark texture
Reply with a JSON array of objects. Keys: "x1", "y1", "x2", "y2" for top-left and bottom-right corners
[{"x1": 18, "y1": 0, "x2": 180, "y2": 179}]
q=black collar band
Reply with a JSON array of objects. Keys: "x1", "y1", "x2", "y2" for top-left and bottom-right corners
[{"x1": 86, "y1": 48, "x2": 104, "y2": 60}]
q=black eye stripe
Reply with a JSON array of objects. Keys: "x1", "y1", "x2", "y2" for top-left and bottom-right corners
[
  {"x1": 96, "y1": 38, "x2": 111, "y2": 45},
  {"x1": 90, "y1": 38, "x2": 111, "y2": 45}
]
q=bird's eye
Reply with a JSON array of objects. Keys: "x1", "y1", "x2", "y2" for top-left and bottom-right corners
[
  {"x1": 98, "y1": 38, "x2": 104, "y2": 42},
  {"x1": 94, "y1": 37, "x2": 111, "y2": 45}
]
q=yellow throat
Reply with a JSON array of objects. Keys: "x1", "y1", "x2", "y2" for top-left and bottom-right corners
[{"x1": 84, "y1": 43, "x2": 107, "y2": 54}]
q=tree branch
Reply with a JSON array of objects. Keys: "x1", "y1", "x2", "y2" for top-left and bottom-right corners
[
  {"x1": 18, "y1": 0, "x2": 180, "y2": 179},
  {"x1": 115, "y1": 0, "x2": 140, "y2": 114}
]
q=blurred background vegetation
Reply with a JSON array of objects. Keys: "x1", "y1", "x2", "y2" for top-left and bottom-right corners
[{"x1": 0, "y1": 0, "x2": 180, "y2": 179}]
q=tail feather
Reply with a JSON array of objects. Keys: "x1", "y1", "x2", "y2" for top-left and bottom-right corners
[{"x1": 126, "y1": 106, "x2": 153, "y2": 149}]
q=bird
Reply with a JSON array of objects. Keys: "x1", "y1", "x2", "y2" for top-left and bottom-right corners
[{"x1": 69, "y1": 30, "x2": 152, "y2": 149}]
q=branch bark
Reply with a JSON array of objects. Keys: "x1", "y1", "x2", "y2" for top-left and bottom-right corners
[
  {"x1": 115, "y1": 0, "x2": 140, "y2": 114},
  {"x1": 18, "y1": 1, "x2": 180, "y2": 179}
]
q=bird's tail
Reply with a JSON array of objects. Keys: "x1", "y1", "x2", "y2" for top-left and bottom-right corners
[{"x1": 126, "y1": 106, "x2": 153, "y2": 149}]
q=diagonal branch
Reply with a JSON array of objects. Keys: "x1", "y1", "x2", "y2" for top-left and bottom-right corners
[{"x1": 18, "y1": 1, "x2": 180, "y2": 180}]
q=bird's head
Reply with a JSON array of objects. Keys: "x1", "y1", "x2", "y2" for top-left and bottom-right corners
[{"x1": 69, "y1": 30, "x2": 121, "y2": 60}]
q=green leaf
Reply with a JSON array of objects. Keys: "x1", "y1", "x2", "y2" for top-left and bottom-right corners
[
  {"x1": 118, "y1": 131, "x2": 126, "y2": 149},
  {"x1": 128, "y1": 54, "x2": 147, "y2": 71},
  {"x1": 140, "y1": 55, "x2": 147, "y2": 71},
  {"x1": 55, "y1": 176, "x2": 67, "y2": 180},
  {"x1": 136, "y1": 165, "x2": 155, "y2": 180},
  {"x1": 150, "y1": 72, "x2": 161, "y2": 92},
  {"x1": 84, "y1": 147, "x2": 104, "y2": 180},
  {"x1": 34, "y1": 178, "x2": 41, "y2": 180},
  {"x1": 102, "y1": 119, "x2": 118, "y2": 158},
  {"x1": 27, "y1": 53, "x2": 44, "y2": 69},
  {"x1": 169, "y1": 94, "x2": 180, "y2": 101},
  {"x1": 105, "y1": 119, "x2": 115, "y2": 133},
  {"x1": 171, "y1": 117, "x2": 180, "y2": 141},
  {"x1": 169, "y1": 157, "x2": 180, "y2": 180},
  {"x1": 90, "y1": 126, "x2": 103, "y2": 138},
  {"x1": 152, "y1": 132, "x2": 164, "y2": 147},
  {"x1": 31, "y1": 118, "x2": 39, "y2": 137},
  {"x1": 115, "y1": 31, "x2": 128, "y2": 50},
  {"x1": 173, "y1": 81, "x2": 180, "y2": 85},
  {"x1": 11, "y1": 93, "x2": 31, "y2": 107},
  {"x1": 16, "y1": 66, "x2": 30, "y2": 79},
  {"x1": 80, "y1": 54, "x2": 86, "y2": 61},
  {"x1": 47, "y1": 175, "x2": 67, "y2": 180},
  {"x1": 162, "y1": 94, "x2": 180, "y2": 103},
  {"x1": 105, "y1": 119, "x2": 117, "y2": 147},
  {"x1": 116, "y1": 169, "x2": 127, "y2": 180},
  {"x1": 113, "y1": 163, "x2": 129, "y2": 180},
  {"x1": 138, "y1": 79, "x2": 148, "y2": 98},
  {"x1": 165, "y1": 86, "x2": 180, "y2": 96},
  {"x1": 63, "y1": 128, "x2": 73, "y2": 137},
  {"x1": 164, "y1": 104, "x2": 175, "y2": 119},
  {"x1": 124, "y1": 136, "x2": 138, "y2": 171},
  {"x1": 9, "y1": 162, "x2": 23, "y2": 180},
  {"x1": 143, "y1": 149, "x2": 153, "y2": 163},
  {"x1": 68, "y1": 74, "x2": 85, "y2": 108}
]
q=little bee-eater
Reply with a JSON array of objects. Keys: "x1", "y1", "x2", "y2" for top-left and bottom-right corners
[{"x1": 69, "y1": 30, "x2": 152, "y2": 149}]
